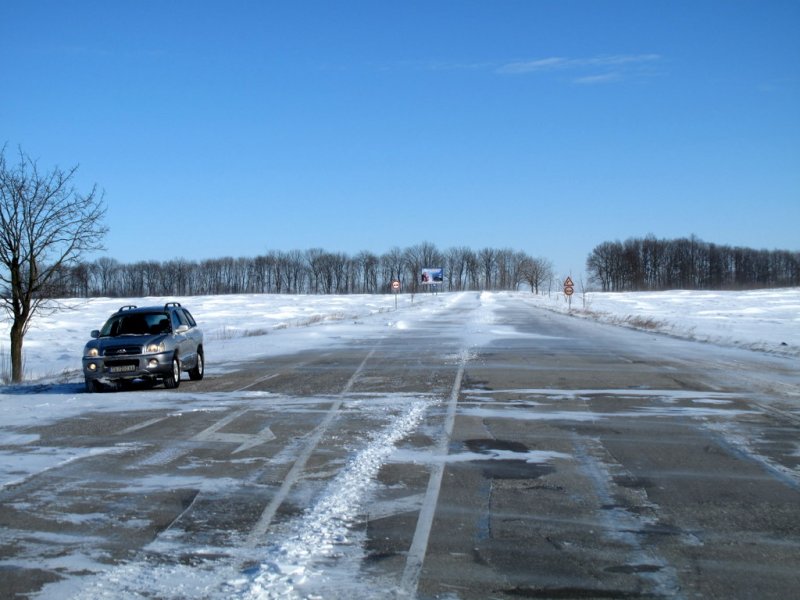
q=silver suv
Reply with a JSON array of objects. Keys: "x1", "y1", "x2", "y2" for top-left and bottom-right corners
[{"x1": 83, "y1": 302, "x2": 204, "y2": 392}]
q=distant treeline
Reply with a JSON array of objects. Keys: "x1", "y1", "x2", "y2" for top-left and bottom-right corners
[
  {"x1": 49, "y1": 243, "x2": 555, "y2": 297},
  {"x1": 586, "y1": 236, "x2": 800, "y2": 291}
]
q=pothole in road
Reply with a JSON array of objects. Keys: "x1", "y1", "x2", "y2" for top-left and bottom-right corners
[{"x1": 463, "y1": 439, "x2": 556, "y2": 480}]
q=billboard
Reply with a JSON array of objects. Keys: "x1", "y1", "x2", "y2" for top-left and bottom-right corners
[{"x1": 420, "y1": 268, "x2": 443, "y2": 284}]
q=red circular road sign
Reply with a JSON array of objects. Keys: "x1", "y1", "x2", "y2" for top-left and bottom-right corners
[
  {"x1": 564, "y1": 286, "x2": 574, "y2": 296},
  {"x1": 391, "y1": 279, "x2": 401, "y2": 291}
]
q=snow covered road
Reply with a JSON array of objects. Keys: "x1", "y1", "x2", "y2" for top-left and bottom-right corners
[{"x1": 1, "y1": 291, "x2": 799, "y2": 599}]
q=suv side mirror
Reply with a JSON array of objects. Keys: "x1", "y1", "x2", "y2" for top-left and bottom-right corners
[
  {"x1": 175, "y1": 324, "x2": 190, "y2": 334},
  {"x1": 91, "y1": 330, "x2": 100, "y2": 339}
]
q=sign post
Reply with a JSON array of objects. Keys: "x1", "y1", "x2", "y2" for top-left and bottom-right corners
[
  {"x1": 563, "y1": 276, "x2": 575, "y2": 310},
  {"x1": 391, "y1": 279, "x2": 401, "y2": 309}
]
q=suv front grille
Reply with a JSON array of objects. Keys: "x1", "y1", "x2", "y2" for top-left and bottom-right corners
[{"x1": 103, "y1": 346, "x2": 143, "y2": 357}]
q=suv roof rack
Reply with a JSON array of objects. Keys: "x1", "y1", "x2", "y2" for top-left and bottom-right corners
[
  {"x1": 164, "y1": 302, "x2": 182, "y2": 309},
  {"x1": 118, "y1": 305, "x2": 137, "y2": 312}
]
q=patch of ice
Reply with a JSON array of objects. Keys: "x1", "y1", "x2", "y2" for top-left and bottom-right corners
[{"x1": 388, "y1": 448, "x2": 572, "y2": 465}]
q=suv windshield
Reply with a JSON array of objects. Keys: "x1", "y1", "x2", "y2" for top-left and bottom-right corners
[{"x1": 100, "y1": 312, "x2": 172, "y2": 337}]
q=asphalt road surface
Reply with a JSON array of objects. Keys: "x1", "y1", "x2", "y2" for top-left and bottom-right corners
[{"x1": 1, "y1": 293, "x2": 799, "y2": 599}]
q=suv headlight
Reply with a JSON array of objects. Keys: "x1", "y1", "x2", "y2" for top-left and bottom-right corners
[
  {"x1": 85, "y1": 348, "x2": 99, "y2": 358},
  {"x1": 146, "y1": 341, "x2": 166, "y2": 354}
]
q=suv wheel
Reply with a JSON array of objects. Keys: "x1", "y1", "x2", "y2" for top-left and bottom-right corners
[
  {"x1": 189, "y1": 348, "x2": 204, "y2": 381},
  {"x1": 85, "y1": 378, "x2": 103, "y2": 393},
  {"x1": 163, "y1": 356, "x2": 181, "y2": 389}
]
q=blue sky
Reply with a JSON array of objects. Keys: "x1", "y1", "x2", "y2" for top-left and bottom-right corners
[{"x1": 3, "y1": 1, "x2": 798, "y2": 278}]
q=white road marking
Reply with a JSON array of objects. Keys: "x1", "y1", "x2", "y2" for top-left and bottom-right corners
[
  {"x1": 400, "y1": 349, "x2": 467, "y2": 595},
  {"x1": 191, "y1": 407, "x2": 276, "y2": 454},
  {"x1": 235, "y1": 372, "x2": 280, "y2": 393},
  {"x1": 242, "y1": 346, "x2": 377, "y2": 549},
  {"x1": 130, "y1": 388, "x2": 280, "y2": 468},
  {"x1": 115, "y1": 417, "x2": 169, "y2": 435}
]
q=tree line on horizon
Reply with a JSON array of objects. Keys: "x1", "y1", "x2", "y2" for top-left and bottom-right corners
[
  {"x1": 46, "y1": 243, "x2": 556, "y2": 298},
  {"x1": 586, "y1": 235, "x2": 800, "y2": 292}
]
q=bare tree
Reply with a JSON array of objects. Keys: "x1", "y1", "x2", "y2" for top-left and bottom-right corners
[
  {"x1": 521, "y1": 256, "x2": 553, "y2": 294},
  {"x1": 444, "y1": 246, "x2": 467, "y2": 291},
  {"x1": 586, "y1": 235, "x2": 799, "y2": 291},
  {"x1": 402, "y1": 245, "x2": 424, "y2": 293},
  {"x1": 93, "y1": 256, "x2": 120, "y2": 295},
  {"x1": 0, "y1": 146, "x2": 107, "y2": 382},
  {"x1": 478, "y1": 247, "x2": 496, "y2": 290},
  {"x1": 355, "y1": 250, "x2": 379, "y2": 293},
  {"x1": 380, "y1": 247, "x2": 405, "y2": 291}
]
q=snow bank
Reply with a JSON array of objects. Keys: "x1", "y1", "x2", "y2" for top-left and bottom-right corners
[{"x1": 523, "y1": 288, "x2": 800, "y2": 357}]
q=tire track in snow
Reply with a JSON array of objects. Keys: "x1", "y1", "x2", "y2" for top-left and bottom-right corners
[
  {"x1": 242, "y1": 347, "x2": 377, "y2": 550},
  {"x1": 237, "y1": 398, "x2": 428, "y2": 598}
]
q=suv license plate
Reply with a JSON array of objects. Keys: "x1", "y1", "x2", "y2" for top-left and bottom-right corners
[{"x1": 110, "y1": 365, "x2": 136, "y2": 373}]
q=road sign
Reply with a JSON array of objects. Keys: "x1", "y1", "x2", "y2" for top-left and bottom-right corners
[
  {"x1": 563, "y1": 276, "x2": 574, "y2": 303},
  {"x1": 391, "y1": 279, "x2": 401, "y2": 291}
]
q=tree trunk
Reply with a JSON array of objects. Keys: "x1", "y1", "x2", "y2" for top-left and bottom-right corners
[{"x1": 10, "y1": 320, "x2": 24, "y2": 383}]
